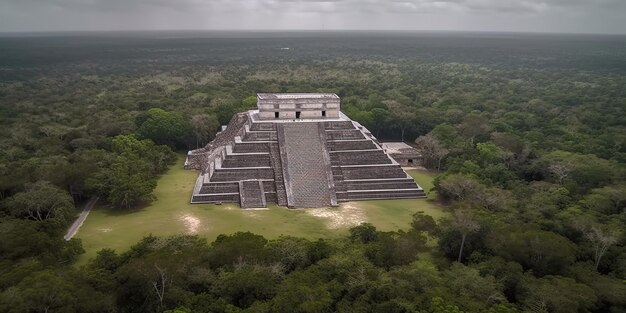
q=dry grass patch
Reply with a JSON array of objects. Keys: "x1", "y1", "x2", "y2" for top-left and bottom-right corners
[
  {"x1": 178, "y1": 213, "x2": 202, "y2": 234},
  {"x1": 305, "y1": 204, "x2": 367, "y2": 229}
]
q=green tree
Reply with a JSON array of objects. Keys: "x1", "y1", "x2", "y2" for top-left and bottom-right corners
[
  {"x1": 271, "y1": 271, "x2": 334, "y2": 313},
  {"x1": 486, "y1": 227, "x2": 576, "y2": 276},
  {"x1": 115, "y1": 236, "x2": 209, "y2": 313},
  {"x1": 137, "y1": 108, "x2": 191, "y2": 148},
  {"x1": 111, "y1": 134, "x2": 175, "y2": 174},
  {"x1": 430, "y1": 123, "x2": 458, "y2": 147},
  {"x1": 371, "y1": 108, "x2": 389, "y2": 137},
  {"x1": 88, "y1": 155, "x2": 156, "y2": 209},
  {"x1": 387, "y1": 101, "x2": 415, "y2": 141},
  {"x1": 216, "y1": 264, "x2": 281, "y2": 308},
  {"x1": 541, "y1": 150, "x2": 617, "y2": 193},
  {"x1": 86, "y1": 135, "x2": 173, "y2": 209},
  {"x1": 349, "y1": 223, "x2": 379, "y2": 243},
  {"x1": 450, "y1": 210, "x2": 480, "y2": 263},
  {"x1": 436, "y1": 174, "x2": 482, "y2": 202},
  {"x1": 441, "y1": 263, "x2": 507, "y2": 312},
  {"x1": 476, "y1": 142, "x2": 505, "y2": 166},
  {"x1": 458, "y1": 114, "x2": 490, "y2": 144},
  {"x1": 190, "y1": 114, "x2": 219, "y2": 148},
  {"x1": 411, "y1": 211, "x2": 438, "y2": 236},
  {"x1": 582, "y1": 184, "x2": 626, "y2": 215},
  {"x1": 428, "y1": 297, "x2": 464, "y2": 313},
  {"x1": 582, "y1": 226, "x2": 620, "y2": 271},
  {"x1": 567, "y1": 262, "x2": 626, "y2": 311},
  {"x1": 365, "y1": 230, "x2": 426, "y2": 269},
  {"x1": 518, "y1": 275, "x2": 597, "y2": 313},
  {"x1": 267, "y1": 236, "x2": 310, "y2": 272},
  {"x1": 0, "y1": 269, "x2": 112, "y2": 313},
  {"x1": 212, "y1": 98, "x2": 241, "y2": 125},
  {"x1": 4, "y1": 181, "x2": 74, "y2": 223},
  {"x1": 306, "y1": 239, "x2": 334, "y2": 265},
  {"x1": 242, "y1": 96, "x2": 258, "y2": 108},
  {"x1": 415, "y1": 134, "x2": 449, "y2": 171},
  {"x1": 0, "y1": 218, "x2": 84, "y2": 264},
  {"x1": 471, "y1": 256, "x2": 524, "y2": 302},
  {"x1": 208, "y1": 232, "x2": 269, "y2": 268}
]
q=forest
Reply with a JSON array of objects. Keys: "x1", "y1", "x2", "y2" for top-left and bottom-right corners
[{"x1": 0, "y1": 31, "x2": 625, "y2": 312}]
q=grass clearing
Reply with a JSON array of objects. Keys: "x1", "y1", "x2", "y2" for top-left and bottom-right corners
[
  {"x1": 406, "y1": 168, "x2": 438, "y2": 200},
  {"x1": 75, "y1": 156, "x2": 444, "y2": 265}
]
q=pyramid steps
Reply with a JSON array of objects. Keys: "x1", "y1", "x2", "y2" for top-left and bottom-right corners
[
  {"x1": 191, "y1": 111, "x2": 426, "y2": 207},
  {"x1": 277, "y1": 123, "x2": 335, "y2": 208},
  {"x1": 239, "y1": 180, "x2": 266, "y2": 208},
  {"x1": 269, "y1": 142, "x2": 288, "y2": 206}
]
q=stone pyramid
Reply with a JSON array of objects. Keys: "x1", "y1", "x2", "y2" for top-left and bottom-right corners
[{"x1": 185, "y1": 93, "x2": 425, "y2": 208}]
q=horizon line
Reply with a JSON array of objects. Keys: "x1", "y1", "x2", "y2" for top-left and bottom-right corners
[{"x1": 1, "y1": 29, "x2": 625, "y2": 36}]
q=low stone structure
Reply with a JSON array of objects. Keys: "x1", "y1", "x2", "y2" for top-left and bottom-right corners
[
  {"x1": 382, "y1": 142, "x2": 423, "y2": 167},
  {"x1": 257, "y1": 93, "x2": 340, "y2": 120},
  {"x1": 186, "y1": 93, "x2": 426, "y2": 209}
]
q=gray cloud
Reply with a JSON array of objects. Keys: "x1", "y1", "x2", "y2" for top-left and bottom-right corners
[{"x1": 0, "y1": 0, "x2": 625, "y2": 33}]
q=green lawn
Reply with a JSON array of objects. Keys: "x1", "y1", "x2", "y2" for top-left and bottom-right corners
[
  {"x1": 75, "y1": 156, "x2": 444, "y2": 265},
  {"x1": 406, "y1": 168, "x2": 438, "y2": 200}
]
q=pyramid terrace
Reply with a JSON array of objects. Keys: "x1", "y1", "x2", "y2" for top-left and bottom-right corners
[{"x1": 185, "y1": 93, "x2": 426, "y2": 208}]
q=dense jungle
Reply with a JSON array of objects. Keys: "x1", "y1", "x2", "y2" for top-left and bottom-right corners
[{"x1": 0, "y1": 31, "x2": 625, "y2": 313}]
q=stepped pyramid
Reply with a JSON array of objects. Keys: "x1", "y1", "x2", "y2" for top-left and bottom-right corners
[{"x1": 185, "y1": 93, "x2": 426, "y2": 208}]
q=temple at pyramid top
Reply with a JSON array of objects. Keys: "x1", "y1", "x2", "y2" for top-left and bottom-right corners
[
  {"x1": 185, "y1": 93, "x2": 425, "y2": 209},
  {"x1": 256, "y1": 93, "x2": 341, "y2": 120}
]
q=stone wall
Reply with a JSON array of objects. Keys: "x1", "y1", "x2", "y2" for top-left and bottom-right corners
[
  {"x1": 185, "y1": 112, "x2": 249, "y2": 171},
  {"x1": 257, "y1": 93, "x2": 340, "y2": 120}
]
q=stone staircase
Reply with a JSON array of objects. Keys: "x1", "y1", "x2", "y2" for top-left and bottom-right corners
[
  {"x1": 191, "y1": 116, "x2": 276, "y2": 204},
  {"x1": 222, "y1": 154, "x2": 271, "y2": 168},
  {"x1": 269, "y1": 142, "x2": 288, "y2": 206},
  {"x1": 239, "y1": 180, "x2": 266, "y2": 208},
  {"x1": 324, "y1": 121, "x2": 426, "y2": 202},
  {"x1": 278, "y1": 123, "x2": 335, "y2": 208}
]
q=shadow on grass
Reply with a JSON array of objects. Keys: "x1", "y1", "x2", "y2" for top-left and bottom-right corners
[{"x1": 95, "y1": 204, "x2": 149, "y2": 217}]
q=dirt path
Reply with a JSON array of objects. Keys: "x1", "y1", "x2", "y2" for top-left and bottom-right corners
[{"x1": 64, "y1": 197, "x2": 99, "y2": 241}]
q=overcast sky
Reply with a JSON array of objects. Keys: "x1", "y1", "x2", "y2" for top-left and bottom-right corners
[{"x1": 0, "y1": 0, "x2": 625, "y2": 34}]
